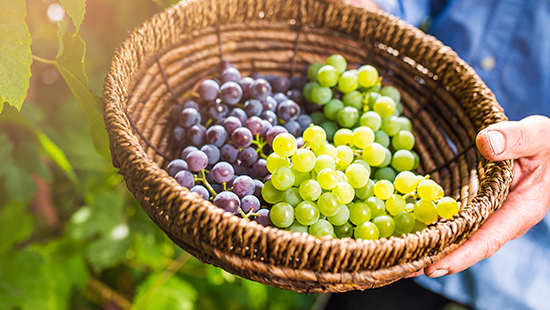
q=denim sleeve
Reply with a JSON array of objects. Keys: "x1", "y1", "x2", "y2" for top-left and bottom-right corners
[{"x1": 372, "y1": 0, "x2": 434, "y2": 27}]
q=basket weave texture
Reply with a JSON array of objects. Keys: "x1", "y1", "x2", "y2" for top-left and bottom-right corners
[{"x1": 102, "y1": 0, "x2": 513, "y2": 293}]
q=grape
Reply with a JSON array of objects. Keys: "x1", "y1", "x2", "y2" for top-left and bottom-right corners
[
  {"x1": 414, "y1": 199, "x2": 438, "y2": 224},
  {"x1": 175, "y1": 170, "x2": 195, "y2": 188},
  {"x1": 373, "y1": 214, "x2": 395, "y2": 238},
  {"x1": 310, "y1": 111, "x2": 326, "y2": 125},
  {"x1": 316, "y1": 143, "x2": 337, "y2": 158},
  {"x1": 211, "y1": 162, "x2": 234, "y2": 183},
  {"x1": 201, "y1": 144, "x2": 221, "y2": 165},
  {"x1": 342, "y1": 90, "x2": 362, "y2": 110},
  {"x1": 320, "y1": 121, "x2": 339, "y2": 142},
  {"x1": 283, "y1": 121, "x2": 302, "y2": 137},
  {"x1": 357, "y1": 65, "x2": 379, "y2": 88},
  {"x1": 381, "y1": 115, "x2": 401, "y2": 136},
  {"x1": 253, "y1": 179, "x2": 264, "y2": 197},
  {"x1": 234, "y1": 161, "x2": 251, "y2": 176},
  {"x1": 338, "y1": 72, "x2": 358, "y2": 93},
  {"x1": 360, "y1": 111, "x2": 382, "y2": 131},
  {"x1": 336, "y1": 107, "x2": 359, "y2": 128},
  {"x1": 355, "y1": 179, "x2": 375, "y2": 200},
  {"x1": 187, "y1": 124, "x2": 206, "y2": 146},
  {"x1": 219, "y1": 81, "x2": 243, "y2": 105},
  {"x1": 437, "y1": 197, "x2": 459, "y2": 219},
  {"x1": 366, "y1": 196, "x2": 385, "y2": 218},
  {"x1": 228, "y1": 108, "x2": 248, "y2": 124},
  {"x1": 325, "y1": 54, "x2": 347, "y2": 74},
  {"x1": 299, "y1": 179, "x2": 322, "y2": 201},
  {"x1": 241, "y1": 195, "x2": 261, "y2": 213},
  {"x1": 243, "y1": 99, "x2": 263, "y2": 117},
  {"x1": 213, "y1": 191, "x2": 240, "y2": 214},
  {"x1": 250, "y1": 79, "x2": 272, "y2": 101},
  {"x1": 362, "y1": 142, "x2": 386, "y2": 167},
  {"x1": 314, "y1": 154, "x2": 336, "y2": 173},
  {"x1": 385, "y1": 194, "x2": 406, "y2": 215},
  {"x1": 345, "y1": 163, "x2": 370, "y2": 189},
  {"x1": 392, "y1": 130, "x2": 415, "y2": 151},
  {"x1": 354, "y1": 221, "x2": 379, "y2": 240},
  {"x1": 381, "y1": 85, "x2": 401, "y2": 104},
  {"x1": 232, "y1": 127, "x2": 254, "y2": 149},
  {"x1": 334, "y1": 221, "x2": 354, "y2": 238},
  {"x1": 317, "y1": 65, "x2": 338, "y2": 87},
  {"x1": 244, "y1": 116, "x2": 264, "y2": 136},
  {"x1": 198, "y1": 79, "x2": 219, "y2": 101},
  {"x1": 220, "y1": 144, "x2": 239, "y2": 163},
  {"x1": 327, "y1": 204, "x2": 349, "y2": 226},
  {"x1": 394, "y1": 171, "x2": 418, "y2": 194},
  {"x1": 303, "y1": 81, "x2": 319, "y2": 103},
  {"x1": 236, "y1": 147, "x2": 257, "y2": 167},
  {"x1": 373, "y1": 180, "x2": 394, "y2": 200},
  {"x1": 181, "y1": 146, "x2": 199, "y2": 160},
  {"x1": 373, "y1": 96, "x2": 396, "y2": 119},
  {"x1": 295, "y1": 201, "x2": 320, "y2": 226},
  {"x1": 179, "y1": 108, "x2": 202, "y2": 128},
  {"x1": 271, "y1": 76, "x2": 291, "y2": 93},
  {"x1": 266, "y1": 126, "x2": 288, "y2": 146},
  {"x1": 375, "y1": 167, "x2": 397, "y2": 182},
  {"x1": 307, "y1": 62, "x2": 324, "y2": 82},
  {"x1": 324, "y1": 99, "x2": 345, "y2": 121},
  {"x1": 169, "y1": 105, "x2": 184, "y2": 123},
  {"x1": 262, "y1": 96, "x2": 278, "y2": 112},
  {"x1": 232, "y1": 175, "x2": 255, "y2": 198},
  {"x1": 374, "y1": 130, "x2": 390, "y2": 148},
  {"x1": 186, "y1": 150, "x2": 209, "y2": 172},
  {"x1": 251, "y1": 159, "x2": 269, "y2": 179},
  {"x1": 336, "y1": 170, "x2": 348, "y2": 183},
  {"x1": 255, "y1": 209, "x2": 272, "y2": 227},
  {"x1": 190, "y1": 185, "x2": 209, "y2": 200},
  {"x1": 335, "y1": 145, "x2": 354, "y2": 167},
  {"x1": 272, "y1": 92, "x2": 288, "y2": 104},
  {"x1": 239, "y1": 76, "x2": 254, "y2": 100},
  {"x1": 266, "y1": 153, "x2": 289, "y2": 173},
  {"x1": 412, "y1": 219, "x2": 428, "y2": 233},
  {"x1": 310, "y1": 84, "x2": 333, "y2": 105},
  {"x1": 271, "y1": 167, "x2": 295, "y2": 191},
  {"x1": 290, "y1": 167, "x2": 309, "y2": 187},
  {"x1": 272, "y1": 133, "x2": 297, "y2": 157},
  {"x1": 394, "y1": 211, "x2": 415, "y2": 235},
  {"x1": 416, "y1": 179, "x2": 439, "y2": 201},
  {"x1": 261, "y1": 180, "x2": 283, "y2": 204},
  {"x1": 287, "y1": 89, "x2": 305, "y2": 105},
  {"x1": 378, "y1": 148, "x2": 392, "y2": 168},
  {"x1": 292, "y1": 148, "x2": 316, "y2": 172},
  {"x1": 296, "y1": 114, "x2": 314, "y2": 131},
  {"x1": 332, "y1": 182, "x2": 354, "y2": 204},
  {"x1": 308, "y1": 219, "x2": 334, "y2": 239},
  {"x1": 166, "y1": 159, "x2": 188, "y2": 177},
  {"x1": 205, "y1": 125, "x2": 228, "y2": 147},
  {"x1": 282, "y1": 187, "x2": 303, "y2": 207},
  {"x1": 223, "y1": 116, "x2": 242, "y2": 135},
  {"x1": 172, "y1": 126, "x2": 187, "y2": 146},
  {"x1": 352, "y1": 126, "x2": 374, "y2": 149},
  {"x1": 288, "y1": 221, "x2": 309, "y2": 234},
  {"x1": 397, "y1": 116, "x2": 412, "y2": 131},
  {"x1": 411, "y1": 151, "x2": 420, "y2": 170},
  {"x1": 391, "y1": 149, "x2": 415, "y2": 172},
  {"x1": 348, "y1": 202, "x2": 371, "y2": 225},
  {"x1": 270, "y1": 202, "x2": 294, "y2": 228},
  {"x1": 277, "y1": 100, "x2": 301, "y2": 122},
  {"x1": 219, "y1": 66, "x2": 240, "y2": 82},
  {"x1": 260, "y1": 110, "x2": 278, "y2": 126},
  {"x1": 207, "y1": 102, "x2": 229, "y2": 120},
  {"x1": 315, "y1": 168, "x2": 338, "y2": 190},
  {"x1": 333, "y1": 128, "x2": 353, "y2": 146},
  {"x1": 302, "y1": 125, "x2": 326, "y2": 150}
]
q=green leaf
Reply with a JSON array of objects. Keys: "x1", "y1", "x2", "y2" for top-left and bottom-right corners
[
  {"x1": 15, "y1": 141, "x2": 53, "y2": 182},
  {"x1": 0, "y1": 0, "x2": 32, "y2": 113},
  {"x1": 86, "y1": 228, "x2": 130, "y2": 273},
  {"x1": 0, "y1": 200, "x2": 34, "y2": 254},
  {"x1": 55, "y1": 22, "x2": 110, "y2": 161},
  {"x1": 0, "y1": 134, "x2": 36, "y2": 202},
  {"x1": 0, "y1": 250, "x2": 56, "y2": 310},
  {"x1": 59, "y1": 0, "x2": 87, "y2": 33},
  {"x1": 134, "y1": 272, "x2": 197, "y2": 310}
]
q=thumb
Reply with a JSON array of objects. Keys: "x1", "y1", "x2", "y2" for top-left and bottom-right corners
[{"x1": 476, "y1": 115, "x2": 550, "y2": 161}]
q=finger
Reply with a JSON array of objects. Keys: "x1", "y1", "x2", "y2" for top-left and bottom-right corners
[
  {"x1": 476, "y1": 115, "x2": 550, "y2": 161},
  {"x1": 405, "y1": 269, "x2": 424, "y2": 278}
]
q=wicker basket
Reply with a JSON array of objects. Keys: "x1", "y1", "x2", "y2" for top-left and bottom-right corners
[{"x1": 102, "y1": 0, "x2": 513, "y2": 293}]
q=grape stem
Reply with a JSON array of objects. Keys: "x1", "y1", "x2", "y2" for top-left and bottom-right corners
[
  {"x1": 238, "y1": 208, "x2": 259, "y2": 219},
  {"x1": 252, "y1": 134, "x2": 268, "y2": 159},
  {"x1": 198, "y1": 170, "x2": 217, "y2": 198}
]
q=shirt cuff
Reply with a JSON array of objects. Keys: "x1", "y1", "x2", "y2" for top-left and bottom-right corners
[{"x1": 372, "y1": 0, "x2": 403, "y2": 18}]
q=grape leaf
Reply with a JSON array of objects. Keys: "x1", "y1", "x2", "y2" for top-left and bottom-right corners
[
  {"x1": 0, "y1": 0, "x2": 32, "y2": 113},
  {"x1": 0, "y1": 200, "x2": 34, "y2": 254},
  {"x1": 134, "y1": 272, "x2": 198, "y2": 310},
  {"x1": 0, "y1": 250, "x2": 56, "y2": 310},
  {"x1": 55, "y1": 21, "x2": 110, "y2": 161},
  {"x1": 59, "y1": 0, "x2": 86, "y2": 33}
]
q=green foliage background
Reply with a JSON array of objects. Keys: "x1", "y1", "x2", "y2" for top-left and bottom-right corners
[{"x1": 0, "y1": 0, "x2": 320, "y2": 309}]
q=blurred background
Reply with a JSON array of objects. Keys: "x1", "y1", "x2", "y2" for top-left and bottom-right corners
[{"x1": 0, "y1": 0, "x2": 321, "y2": 308}]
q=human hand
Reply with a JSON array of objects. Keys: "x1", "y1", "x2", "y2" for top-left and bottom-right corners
[{"x1": 408, "y1": 115, "x2": 550, "y2": 278}]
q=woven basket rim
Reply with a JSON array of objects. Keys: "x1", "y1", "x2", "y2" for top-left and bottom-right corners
[{"x1": 102, "y1": 0, "x2": 513, "y2": 292}]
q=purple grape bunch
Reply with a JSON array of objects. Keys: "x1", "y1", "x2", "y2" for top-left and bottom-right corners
[{"x1": 165, "y1": 61, "x2": 316, "y2": 227}]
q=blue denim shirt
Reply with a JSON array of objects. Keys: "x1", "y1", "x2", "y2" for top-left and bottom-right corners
[{"x1": 373, "y1": 1, "x2": 550, "y2": 309}]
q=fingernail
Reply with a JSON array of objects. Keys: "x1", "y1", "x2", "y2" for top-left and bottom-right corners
[
  {"x1": 487, "y1": 130, "x2": 505, "y2": 156},
  {"x1": 427, "y1": 268, "x2": 449, "y2": 278}
]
